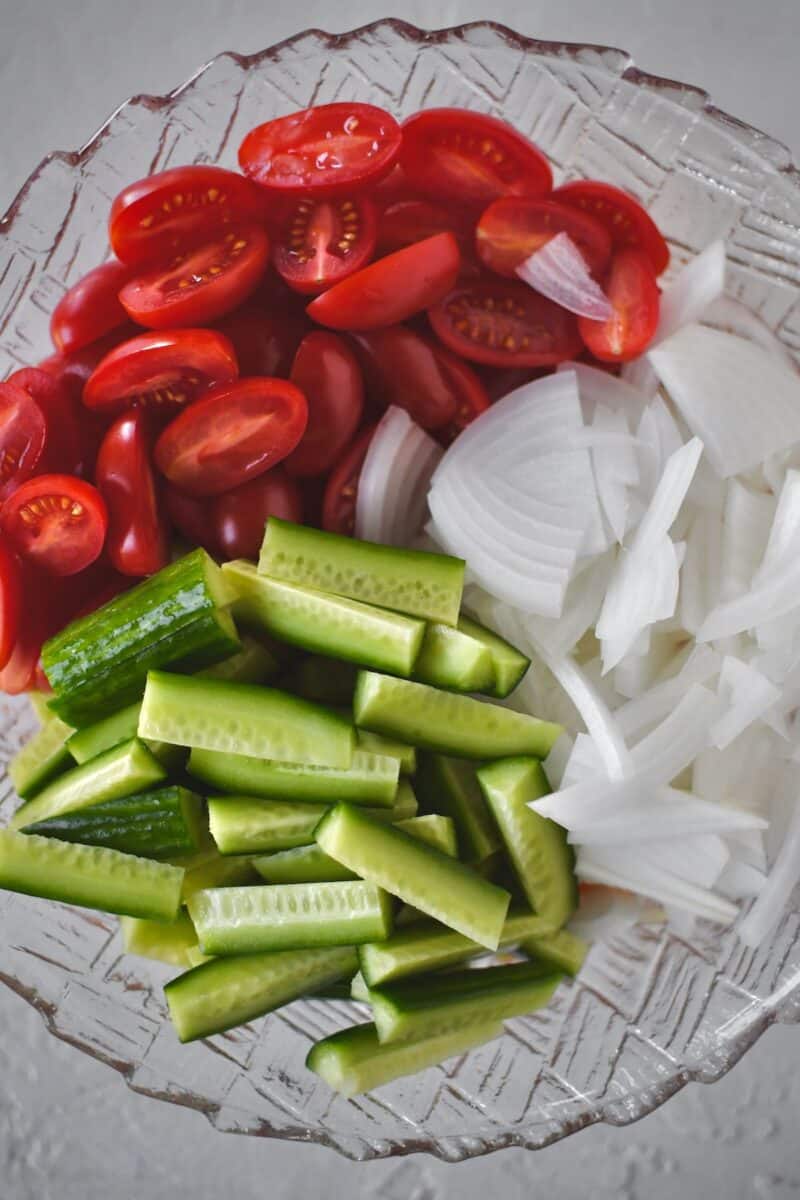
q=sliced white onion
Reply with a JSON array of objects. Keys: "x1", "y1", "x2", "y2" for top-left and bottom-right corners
[
  {"x1": 754, "y1": 469, "x2": 800, "y2": 584},
  {"x1": 703, "y1": 294, "x2": 798, "y2": 373},
  {"x1": 558, "y1": 360, "x2": 650, "y2": 424},
  {"x1": 738, "y1": 791, "x2": 800, "y2": 947},
  {"x1": 636, "y1": 834, "x2": 730, "y2": 890},
  {"x1": 679, "y1": 508, "x2": 722, "y2": 635},
  {"x1": 568, "y1": 789, "x2": 767, "y2": 845},
  {"x1": 719, "y1": 480, "x2": 775, "y2": 602},
  {"x1": 588, "y1": 404, "x2": 640, "y2": 544},
  {"x1": 577, "y1": 849, "x2": 738, "y2": 924},
  {"x1": 716, "y1": 859, "x2": 767, "y2": 901},
  {"x1": 516, "y1": 232, "x2": 613, "y2": 321},
  {"x1": 614, "y1": 645, "x2": 721, "y2": 738},
  {"x1": 630, "y1": 437, "x2": 704, "y2": 553},
  {"x1": 652, "y1": 240, "x2": 726, "y2": 347},
  {"x1": 596, "y1": 536, "x2": 682, "y2": 672},
  {"x1": 621, "y1": 355, "x2": 661, "y2": 400},
  {"x1": 355, "y1": 406, "x2": 442, "y2": 546},
  {"x1": 711, "y1": 656, "x2": 780, "y2": 750}
]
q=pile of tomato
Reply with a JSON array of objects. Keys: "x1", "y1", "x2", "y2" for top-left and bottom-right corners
[{"x1": 0, "y1": 102, "x2": 669, "y2": 695}]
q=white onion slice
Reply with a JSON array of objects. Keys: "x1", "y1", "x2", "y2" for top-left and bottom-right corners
[
  {"x1": 355, "y1": 406, "x2": 442, "y2": 546},
  {"x1": 516, "y1": 232, "x2": 613, "y2": 321},
  {"x1": 755, "y1": 470, "x2": 800, "y2": 584},
  {"x1": 577, "y1": 849, "x2": 738, "y2": 924},
  {"x1": 717, "y1": 859, "x2": 767, "y2": 901},
  {"x1": 703, "y1": 294, "x2": 798, "y2": 372},
  {"x1": 614, "y1": 645, "x2": 721, "y2": 738},
  {"x1": 719, "y1": 480, "x2": 775, "y2": 602},
  {"x1": 558, "y1": 360, "x2": 650, "y2": 424},
  {"x1": 568, "y1": 790, "x2": 767, "y2": 845},
  {"x1": 636, "y1": 834, "x2": 730, "y2": 890},
  {"x1": 712, "y1": 657, "x2": 780, "y2": 750},
  {"x1": 652, "y1": 240, "x2": 726, "y2": 347},
  {"x1": 738, "y1": 795, "x2": 800, "y2": 947}
]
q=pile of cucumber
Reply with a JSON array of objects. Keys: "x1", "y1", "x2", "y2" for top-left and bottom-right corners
[{"x1": 1, "y1": 519, "x2": 585, "y2": 1098}]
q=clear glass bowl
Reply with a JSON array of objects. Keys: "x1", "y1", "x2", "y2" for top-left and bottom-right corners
[{"x1": 2, "y1": 18, "x2": 800, "y2": 1163}]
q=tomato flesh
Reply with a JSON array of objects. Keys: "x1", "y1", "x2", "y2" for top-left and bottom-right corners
[
  {"x1": 0, "y1": 474, "x2": 108, "y2": 577},
  {"x1": 578, "y1": 248, "x2": 660, "y2": 363},
  {"x1": 350, "y1": 327, "x2": 460, "y2": 431},
  {"x1": 322, "y1": 426, "x2": 376, "y2": 535},
  {"x1": 0, "y1": 538, "x2": 22, "y2": 671},
  {"x1": 476, "y1": 197, "x2": 612, "y2": 277},
  {"x1": 214, "y1": 468, "x2": 303, "y2": 560},
  {"x1": 552, "y1": 180, "x2": 670, "y2": 275},
  {"x1": 95, "y1": 409, "x2": 169, "y2": 577},
  {"x1": 239, "y1": 102, "x2": 401, "y2": 198},
  {"x1": 83, "y1": 329, "x2": 238, "y2": 414},
  {"x1": 285, "y1": 332, "x2": 364, "y2": 477},
  {"x1": 50, "y1": 261, "x2": 134, "y2": 354},
  {"x1": 0, "y1": 382, "x2": 47, "y2": 502},
  {"x1": 272, "y1": 196, "x2": 377, "y2": 295}
]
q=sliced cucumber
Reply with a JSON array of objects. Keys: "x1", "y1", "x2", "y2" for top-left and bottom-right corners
[
  {"x1": 415, "y1": 753, "x2": 500, "y2": 863},
  {"x1": 478, "y1": 757, "x2": 577, "y2": 930},
  {"x1": 121, "y1": 911, "x2": 199, "y2": 967},
  {"x1": 224, "y1": 560, "x2": 426, "y2": 676},
  {"x1": 413, "y1": 624, "x2": 494, "y2": 693},
  {"x1": 208, "y1": 797, "x2": 329, "y2": 855},
  {"x1": 28, "y1": 691, "x2": 54, "y2": 722},
  {"x1": 138, "y1": 672, "x2": 355, "y2": 769},
  {"x1": 350, "y1": 971, "x2": 371, "y2": 1002},
  {"x1": 187, "y1": 746, "x2": 399, "y2": 808},
  {"x1": 522, "y1": 927, "x2": 588, "y2": 976},
  {"x1": 10, "y1": 716, "x2": 74, "y2": 799},
  {"x1": 354, "y1": 672, "x2": 562, "y2": 760},
  {"x1": 396, "y1": 814, "x2": 457, "y2": 858},
  {"x1": 165, "y1": 945, "x2": 357, "y2": 1042},
  {"x1": 356, "y1": 730, "x2": 416, "y2": 775},
  {"x1": 11, "y1": 739, "x2": 167, "y2": 831},
  {"x1": 181, "y1": 851, "x2": 258, "y2": 903},
  {"x1": 185, "y1": 946, "x2": 214, "y2": 968},
  {"x1": 457, "y1": 615, "x2": 530, "y2": 698},
  {"x1": 66, "y1": 702, "x2": 184, "y2": 771},
  {"x1": 284, "y1": 655, "x2": 357, "y2": 705},
  {"x1": 196, "y1": 634, "x2": 278, "y2": 684},
  {"x1": 315, "y1": 804, "x2": 510, "y2": 951},
  {"x1": 388, "y1": 780, "x2": 418, "y2": 822},
  {"x1": 0, "y1": 830, "x2": 183, "y2": 921},
  {"x1": 307, "y1": 1020, "x2": 503, "y2": 1097},
  {"x1": 259, "y1": 518, "x2": 464, "y2": 625}
]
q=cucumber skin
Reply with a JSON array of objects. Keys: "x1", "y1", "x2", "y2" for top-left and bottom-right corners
[
  {"x1": 121, "y1": 911, "x2": 199, "y2": 968},
  {"x1": 522, "y1": 928, "x2": 588, "y2": 976},
  {"x1": 181, "y1": 853, "x2": 259, "y2": 903},
  {"x1": 356, "y1": 730, "x2": 416, "y2": 774},
  {"x1": 412, "y1": 624, "x2": 495, "y2": 694},
  {"x1": 10, "y1": 717, "x2": 74, "y2": 798},
  {"x1": 197, "y1": 634, "x2": 277, "y2": 684},
  {"x1": 259, "y1": 518, "x2": 465, "y2": 625},
  {"x1": 415, "y1": 754, "x2": 501, "y2": 863},
  {"x1": 457, "y1": 615, "x2": 531, "y2": 698},
  {"x1": 187, "y1": 746, "x2": 399, "y2": 808}
]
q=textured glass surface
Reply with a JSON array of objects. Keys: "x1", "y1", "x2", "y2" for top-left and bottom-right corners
[{"x1": 2, "y1": 19, "x2": 800, "y2": 1162}]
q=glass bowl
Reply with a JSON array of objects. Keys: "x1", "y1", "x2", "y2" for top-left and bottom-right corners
[{"x1": 2, "y1": 18, "x2": 800, "y2": 1163}]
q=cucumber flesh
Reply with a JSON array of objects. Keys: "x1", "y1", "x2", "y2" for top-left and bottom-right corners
[
  {"x1": 121, "y1": 911, "x2": 199, "y2": 967},
  {"x1": 259, "y1": 518, "x2": 465, "y2": 625},
  {"x1": 369, "y1": 962, "x2": 563, "y2": 1045},
  {"x1": 457, "y1": 615, "x2": 531, "y2": 698},
  {"x1": 307, "y1": 1020, "x2": 503, "y2": 1098},
  {"x1": 224, "y1": 560, "x2": 426, "y2": 676},
  {"x1": 0, "y1": 830, "x2": 183, "y2": 921},
  {"x1": 284, "y1": 655, "x2": 357, "y2": 705},
  {"x1": 522, "y1": 927, "x2": 588, "y2": 976},
  {"x1": 350, "y1": 971, "x2": 371, "y2": 1002},
  {"x1": 478, "y1": 757, "x2": 577, "y2": 930},
  {"x1": 188, "y1": 746, "x2": 399, "y2": 808},
  {"x1": 139, "y1": 672, "x2": 354, "y2": 769},
  {"x1": 10, "y1": 716, "x2": 74, "y2": 798},
  {"x1": 315, "y1": 804, "x2": 510, "y2": 951},
  {"x1": 28, "y1": 691, "x2": 54, "y2": 722},
  {"x1": 354, "y1": 672, "x2": 563, "y2": 760},
  {"x1": 412, "y1": 623, "x2": 494, "y2": 693},
  {"x1": 186, "y1": 946, "x2": 214, "y2": 967},
  {"x1": 188, "y1": 880, "x2": 393, "y2": 955},
  {"x1": 165, "y1": 945, "x2": 357, "y2": 1042},
  {"x1": 66, "y1": 701, "x2": 183, "y2": 771},
  {"x1": 208, "y1": 797, "x2": 329, "y2": 854},
  {"x1": 181, "y1": 851, "x2": 258, "y2": 903},
  {"x1": 415, "y1": 753, "x2": 500, "y2": 863},
  {"x1": 356, "y1": 730, "x2": 416, "y2": 775},
  {"x1": 11, "y1": 739, "x2": 167, "y2": 831},
  {"x1": 196, "y1": 634, "x2": 278, "y2": 684}
]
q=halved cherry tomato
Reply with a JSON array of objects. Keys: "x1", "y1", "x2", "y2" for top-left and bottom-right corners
[
  {"x1": 552, "y1": 181, "x2": 670, "y2": 275},
  {"x1": 214, "y1": 306, "x2": 308, "y2": 378},
  {"x1": 164, "y1": 484, "x2": 217, "y2": 554},
  {"x1": 50, "y1": 261, "x2": 134, "y2": 353},
  {"x1": 481, "y1": 365, "x2": 544, "y2": 403},
  {"x1": 39, "y1": 324, "x2": 141, "y2": 401},
  {"x1": 350, "y1": 327, "x2": 459, "y2": 431},
  {"x1": 428, "y1": 279, "x2": 583, "y2": 368},
  {"x1": 284, "y1": 332, "x2": 364, "y2": 477},
  {"x1": 272, "y1": 196, "x2": 377, "y2": 295},
  {"x1": 307, "y1": 233, "x2": 460, "y2": 332},
  {"x1": 370, "y1": 165, "x2": 418, "y2": 211},
  {"x1": 214, "y1": 468, "x2": 303, "y2": 560},
  {"x1": 476, "y1": 197, "x2": 612, "y2": 277},
  {"x1": 239, "y1": 103, "x2": 401, "y2": 198},
  {"x1": 9, "y1": 367, "x2": 84, "y2": 477},
  {"x1": 110, "y1": 165, "x2": 269, "y2": 266},
  {"x1": 0, "y1": 382, "x2": 47, "y2": 502},
  {"x1": 95, "y1": 410, "x2": 169, "y2": 577},
  {"x1": 400, "y1": 109, "x2": 552, "y2": 207},
  {"x1": 322, "y1": 425, "x2": 376, "y2": 535},
  {"x1": 0, "y1": 474, "x2": 108, "y2": 577},
  {"x1": 120, "y1": 227, "x2": 270, "y2": 329},
  {"x1": 0, "y1": 537, "x2": 22, "y2": 671},
  {"x1": 432, "y1": 346, "x2": 491, "y2": 443},
  {"x1": 0, "y1": 560, "x2": 48, "y2": 694},
  {"x1": 83, "y1": 329, "x2": 238, "y2": 415},
  {"x1": 154, "y1": 377, "x2": 308, "y2": 497},
  {"x1": 377, "y1": 199, "x2": 474, "y2": 255},
  {"x1": 578, "y1": 248, "x2": 660, "y2": 363}
]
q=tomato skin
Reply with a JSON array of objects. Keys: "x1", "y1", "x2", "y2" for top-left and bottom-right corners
[
  {"x1": 154, "y1": 377, "x2": 308, "y2": 497},
  {"x1": 95, "y1": 410, "x2": 169, "y2": 577},
  {"x1": 377, "y1": 199, "x2": 475, "y2": 255},
  {"x1": 428, "y1": 279, "x2": 583, "y2": 368},
  {"x1": 552, "y1": 181, "x2": 670, "y2": 275},
  {"x1": 272, "y1": 195, "x2": 377, "y2": 295},
  {"x1": 8, "y1": 367, "x2": 85, "y2": 477},
  {"x1": 0, "y1": 560, "x2": 49, "y2": 694},
  {"x1": 83, "y1": 329, "x2": 239, "y2": 415},
  {"x1": 307, "y1": 233, "x2": 461, "y2": 332},
  {"x1": 120, "y1": 226, "x2": 270, "y2": 330},
  {"x1": 110, "y1": 165, "x2": 269, "y2": 267},
  {"x1": 400, "y1": 109, "x2": 553, "y2": 208},
  {"x1": 578, "y1": 248, "x2": 660, "y2": 363},
  {"x1": 164, "y1": 484, "x2": 217, "y2": 555},
  {"x1": 50, "y1": 261, "x2": 134, "y2": 354},
  {"x1": 213, "y1": 305, "x2": 308, "y2": 379},
  {"x1": 476, "y1": 197, "x2": 613, "y2": 277},
  {"x1": 0, "y1": 474, "x2": 108, "y2": 577},
  {"x1": 214, "y1": 468, "x2": 303, "y2": 560},
  {"x1": 284, "y1": 333, "x2": 364, "y2": 478},
  {"x1": 350, "y1": 327, "x2": 459, "y2": 431},
  {"x1": 239, "y1": 103, "x2": 402, "y2": 198},
  {"x1": 432, "y1": 345, "x2": 491, "y2": 444},
  {"x1": 0, "y1": 538, "x2": 22, "y2": 671},
  {"x1": 0, "y1": 382, "x2": 47, "y2": 502},
  {"x1": 322, "y1": 425, "x2": 376, "y2": 535}
]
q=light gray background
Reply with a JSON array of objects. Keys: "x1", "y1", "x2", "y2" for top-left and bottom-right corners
[{"x1": 2, "y1": 2, "x2": 799, "y2": 1196}]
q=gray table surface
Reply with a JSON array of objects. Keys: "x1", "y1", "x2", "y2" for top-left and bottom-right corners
[{"x1": 2, "y1": 2, "x2": 799, "y2": 1196}]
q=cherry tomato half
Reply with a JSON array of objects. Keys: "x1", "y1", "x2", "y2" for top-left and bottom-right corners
[
  {"x1": 272, "y1": 195, "x2": 377, "y2": 295},
  {"x1": 0, "y1": 537, "x2": 22, "y2": 671},
  {"x1": 307, "y1": 233, "x2": 460, "y2": 332},
  {"x1": 95, "y1": 410, "x2": 169, "y2": 577},
  {"x1": 432, "y1": 345, "x2": 491, "y2": 444},
  {"x1": 578, "y1": 248, "x2": 660, "y2": 363},
  {"x1": 164, "y1": 484, "x2": 217, "y2": 555},
  {"x1": 0, "y1": 474, "x2": 108, "y2": 577},
  {"x1": 552, "y1": 180, "x2": 670, "y2": 275},
  {"x1": 214, "y1": 305, "x2": 308, "y2": 378},
  {"x1": 239, "y1": 103, "x2": 402, "y2": 198},
  {"x1": 476, "y1": 197, "x2": 612, "y2": 277},
  {"x1": 322, "y1": 425, "x2": 376, "y2": 535},
  {"x1": 284, "y1": 332, "x2": 364, "y2": 478},
  {"x1": 214, "y1": 468, "x2": 303, "y2": 560},
  {"x1": 50, "y1": 261, "x2": 134, "y2": 354},
  {"x1": 400, "y1": 109, "x2": 553, "y2": 208},
  {"x1": 39, "y1": 324, "x2": 141, "y2": 403},
  {"x1": 428, "y1": 279, "x2": 583, "y2": 368},
  {"x1": 0, "y1": 559, "x2": 48, "y2": 694},
  {"x1": 350, "y1": 326, "x2": 460, "y2": 431},
  {"x1": 0, "y1": 382, "x2": 47, "y2": 502},
  {"x1": 154, "y1": 376, "x2": 308, "y2": 497},
  {"x1": 8, "y1": 367, "x2": 84, "y2": 477},
  {"x1": 110, "y1": 165, "x2": 269, "y2": 266},
  {"x1": 377, "y1": 199, "x2": 474, "y2": 255},
  {"x1": 83, "y1": 329, "x2": 238, "y2": 415},
  {"x1": 120, "y1": 227, "x2": 270, "y2": 329}
]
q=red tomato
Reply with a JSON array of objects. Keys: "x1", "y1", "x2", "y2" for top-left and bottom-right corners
[
  {"x1": 0, "y1": 538, "x2": 22, "y2": 671},
  {"x1": 119, "y1": 227, "x2": 270, "y2": 329},
  {"x1": 552, "y1": 181, "x2": 670, "y2": 275},
  {"x1": 307, "y1": 233, "x2": 460, "y2": 332},
  {"x1": 154, "y1": 377, "x2": 308, "y2": 497},
  {"x1": 95, "y1": 410, "x2": 169, "y2": 577},
  {"x1": 272, "y1": 196, "x2": 377, "y2": 295},
  {"x1": 400, "y1": 109, "x2": 552, "y2": 207},
  {"x1": 83, "y1": 329, "x2": 238, "y2": 415},
  {"x1": 370, "y1": 165, "x2": 418, "y2": 211},
  {"x1": 69, "y1": 566, "x2": 133, "y2": 620},
  {"x1": 432, "y1": 346, "x2": 491, "y2": 443},
  {"x1": 350, "y1": 327, "x2": 460, "y2": 431},
  {"x1": 0, "y1": 474, "x2": 108, "y2": 577},
  {"x1": 39, "y1": 324, "x2": 141, "y2": 402},
  {"x1": 214, "y1": 468, "x2": 303, "y2": 560},
  {"x1": 377, "y1": 199, "x2": 475, "y2": 255},
  {"x1": 476, "y1": 197, "x2": 612, "y2": 277},
  {"x1": 109, "y1": 165, "x2": 269, "y2": 266},
  {"x1": 164, "y1": 484, "x2": 217, "y2": 554},
  {"x1": 239, "y1": 103, "x2": 401, "y2": 198},
  {"x1": 578, "y1": 248, "x2": 660, "y2": 363},
  {"x1": 8, "y1": 367, "x2": 84, "y2": 477},
  {"x1": 284, "y1": 333, "x2": 364, "y2": 477},
  {"x1": 428, "y1": 279, "x2": 582, "y2": 368},
  {"x1": 481, "y1": 365, "x2": 544, "y2": 404},
  {"x1": 0, "y1": 382, "x2": 47, "y2": 502},
  {"x1": 50, "y1": 261, "x2": 134, "y2": 354},
  {"x1": 214, "y1": 306, "x2": 308, "y2": 378},
  {"x1": 322, "y1": 426, "x2": 376, "y2": 535},
  {"x1": 0, "y1": 560, "x2": 49, "y2": 694}
]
